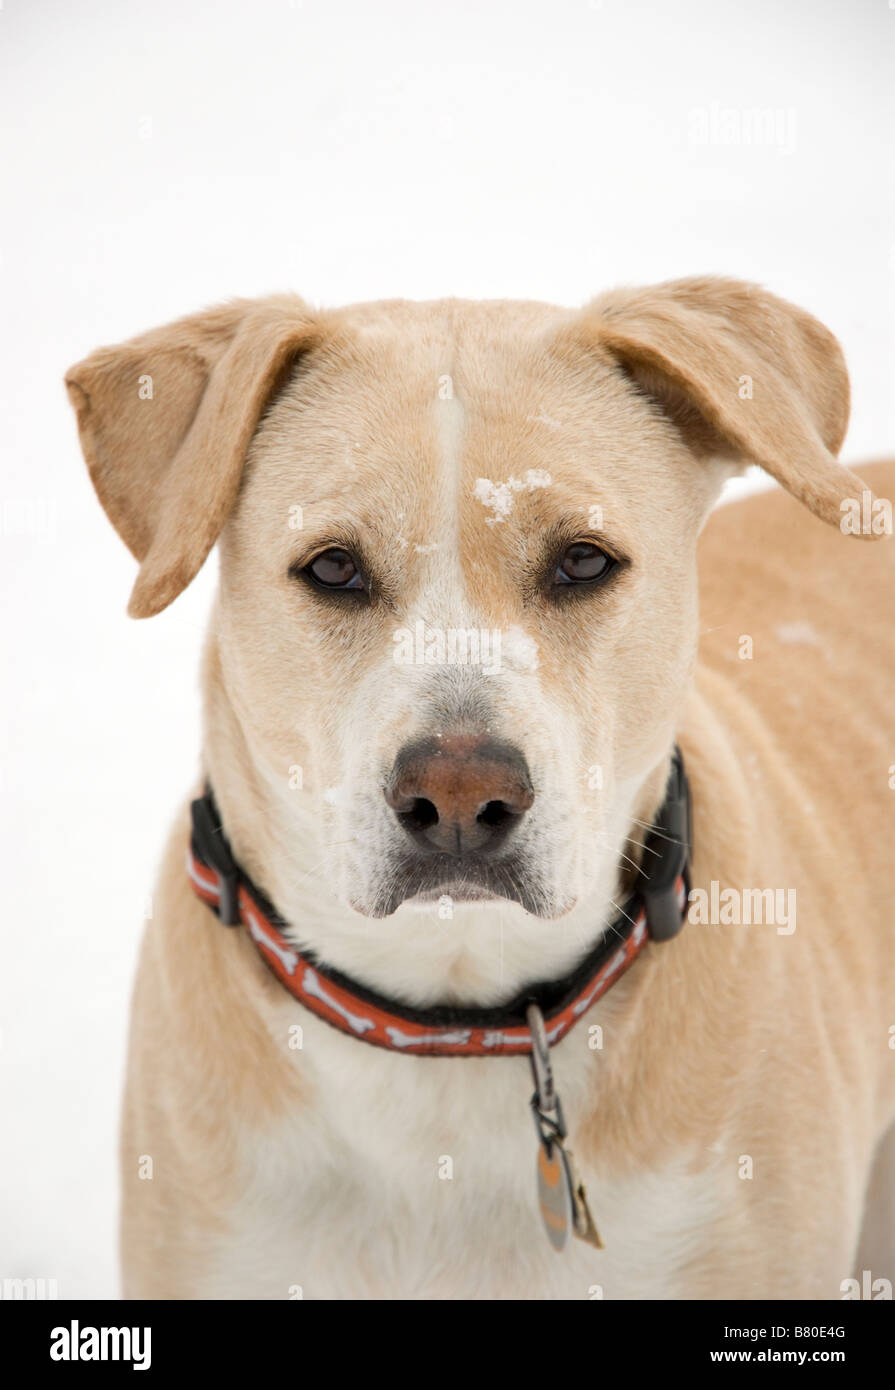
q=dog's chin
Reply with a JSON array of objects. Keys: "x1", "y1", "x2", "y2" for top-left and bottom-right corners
[{"x1": 348, "y1": 854, "x2": 576, "y2": 921}]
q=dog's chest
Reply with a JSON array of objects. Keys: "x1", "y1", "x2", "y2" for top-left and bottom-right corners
[{"x1": 207, "y1": 1020, "x2": 721, "y2": 1299}]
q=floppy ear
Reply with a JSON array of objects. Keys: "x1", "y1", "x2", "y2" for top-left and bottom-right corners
[
  {"x1": 564, "y1": 276, "x2": 874, "y2": 532},
  {"x1": 65, "y1": 295, "x2": 319, "y2": 617}
]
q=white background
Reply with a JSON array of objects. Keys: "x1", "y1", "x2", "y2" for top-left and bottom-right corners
[{"x1": 2, "y1": 0, "x2": 893, "y2": 1298}]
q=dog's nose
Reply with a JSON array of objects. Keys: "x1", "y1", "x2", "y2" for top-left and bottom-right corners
[{"x1": 384, "y1": 735, "x2": 534, "y2": 857}]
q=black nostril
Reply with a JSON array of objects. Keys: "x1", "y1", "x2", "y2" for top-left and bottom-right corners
[
  {"x1": 399, "y1": 797, "x2": 439, "y2": 834},
  {"x1": 477, "y1": 800, "x2": 516, "y2": 830}
]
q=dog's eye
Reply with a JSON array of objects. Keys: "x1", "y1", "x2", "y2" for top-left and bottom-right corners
[
  {"x1": 304, "y1": 548, "x2": 365, "y2": 591},
  {"x1": 554, "y1": 542, "x2": 615, "y2": 586}
]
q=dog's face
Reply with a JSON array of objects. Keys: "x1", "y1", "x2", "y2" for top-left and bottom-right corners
[
  {"x1": 216, "y1": 302, "x2": 712, "y2": 919},
  {"x1": 67, "y1": 280, "x2": 859, "y2": 934}
]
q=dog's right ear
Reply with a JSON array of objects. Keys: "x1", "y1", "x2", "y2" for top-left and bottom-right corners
[{"x1": 65, "y1": 296, "x2": 319, "y2": 617}]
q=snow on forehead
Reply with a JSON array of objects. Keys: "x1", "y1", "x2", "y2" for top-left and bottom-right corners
[{"x1": 472, "y1": 470, "x2": 553, "y2": 525}]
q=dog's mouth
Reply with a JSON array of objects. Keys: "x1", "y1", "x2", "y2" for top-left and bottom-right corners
[
  {"x1": 413, "y1": 883, "x2": 499, "y2": 904},
  {"x1": 359, "y1": 851, "x2": 565, "y2": 919}
]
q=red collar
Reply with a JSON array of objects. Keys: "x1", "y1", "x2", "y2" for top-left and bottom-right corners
[{"x1": 187, "y1": 750, "x2": 691, "y2": 1058}]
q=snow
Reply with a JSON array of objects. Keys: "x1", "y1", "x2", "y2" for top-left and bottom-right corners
[{"x1": 473, "y1": 471, "x2": 553, "y2": 524}]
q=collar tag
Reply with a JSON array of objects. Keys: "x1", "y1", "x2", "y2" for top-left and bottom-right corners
[{"x1": 528, "y1": 1004, "x2": 604, "y2": 1253}]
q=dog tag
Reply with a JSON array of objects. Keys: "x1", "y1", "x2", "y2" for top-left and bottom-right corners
[
  {"x1": 564, "y1": 1143, "x2": 604, "y2": 1250},
  {"x1": 536, "y1": 1137, "x2": 575, "y2": 1251},
  {"x1": 528, "y1": 1003, "x2": 604, "y2": 1253},
  {"x1": 536, "y1": 1137, "x2": 604, "y2": 1252}
]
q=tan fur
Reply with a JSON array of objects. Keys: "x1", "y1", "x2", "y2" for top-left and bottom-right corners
[{"x1": 67, "y1": 280, "x2": 895, "y2": 1299}]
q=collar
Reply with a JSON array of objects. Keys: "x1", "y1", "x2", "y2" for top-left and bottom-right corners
[{"x1": 187, "y1": 747, "x2": 692, "y2": 1058}]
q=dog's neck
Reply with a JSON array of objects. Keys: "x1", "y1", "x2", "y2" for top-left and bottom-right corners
[{"x1": 201, "y1": 635, "x2": 676, "y2": 1008}]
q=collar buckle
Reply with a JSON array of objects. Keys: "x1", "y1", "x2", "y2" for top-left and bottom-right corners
[{"x1": 638, "y1": 746, "x2": 692, "y2": 942}]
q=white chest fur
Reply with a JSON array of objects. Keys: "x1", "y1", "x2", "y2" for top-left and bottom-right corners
[{"x1": 200, "y1": 1005, "x2": 722, "y2": 1300}]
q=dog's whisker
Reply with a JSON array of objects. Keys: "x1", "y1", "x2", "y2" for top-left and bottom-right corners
[
  {"x1": 623, "y1": 835, "x2": 662, "y2": 860},
  {"x1": 607, "y1": 898, "x2": 641, "y2": 935},
  {"x1": 628, "y1": 816, "x2": 683, "y2": 847}
]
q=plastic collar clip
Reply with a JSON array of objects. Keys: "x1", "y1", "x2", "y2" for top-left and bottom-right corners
[{"x1": 638, "y1": 746, "x2": 692, "y2": 942}]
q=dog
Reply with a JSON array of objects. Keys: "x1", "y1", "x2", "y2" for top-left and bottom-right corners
[{"x1": 66, "y1": 278, "x2": 895, "y2": 1299}]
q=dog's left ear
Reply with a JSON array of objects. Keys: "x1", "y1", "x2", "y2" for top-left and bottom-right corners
[{"x1": 564, "y1": 276, "x2": 874, "y2": 532}]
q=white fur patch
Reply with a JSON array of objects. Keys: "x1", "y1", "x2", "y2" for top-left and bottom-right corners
[
  {"x1": 199, "y1": 1007, "x2": 726, "y2": 1299},
  {"x1": 502, "y1": 625, "x2": 540, "y2": 671}
]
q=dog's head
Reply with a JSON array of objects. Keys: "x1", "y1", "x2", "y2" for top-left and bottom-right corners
[{"x1": 67, "y1": 280, "x2": 867, "y2": 938}]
